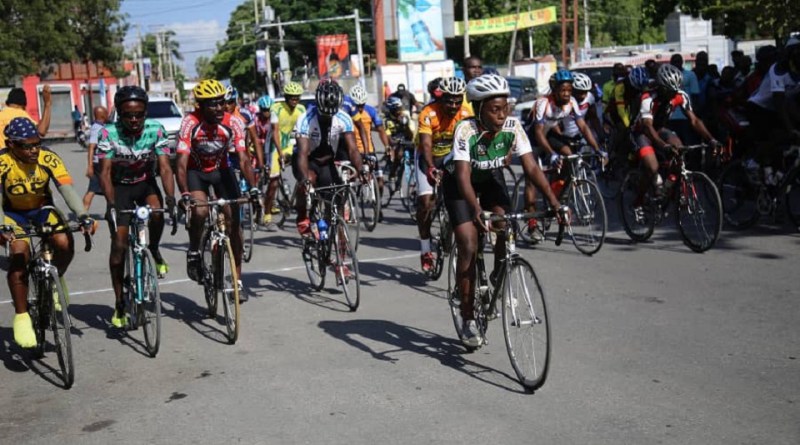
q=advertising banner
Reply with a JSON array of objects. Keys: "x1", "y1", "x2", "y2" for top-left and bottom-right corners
[
  {"x1": 256, "y1": 50, "x2": 267, "y2": 73},
  {"x1": 397, "y1": 0, "x2": 446, "y2": 62},
  {"x1": 316, "y1": 34, "x2": 350, "y2": 79},
  {"x1": 142, "y1": 58, "x2": 152, "y2": 79},
  {"x1": 454, "y1": 6, "x2": 557, "y2": 36}
]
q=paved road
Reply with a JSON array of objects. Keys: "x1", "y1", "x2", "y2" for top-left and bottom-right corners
[{"x1": 1, "y1": 142, "x2": 798, "y2": 444}]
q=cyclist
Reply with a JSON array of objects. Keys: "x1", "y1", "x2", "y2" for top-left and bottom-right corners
[
  {"x1": 269, "y1": 82, "x2": 306, "y2": 223},
  {"x1": 462, "y1": 56, "x2": 485, "y2": 115},
  {"x1": 0, "y1": 117, "x2": 95, "y2": 348},
  {"x1": 526, "y1": 69, "x2": 602, "y2": 241},
  {"x1": 347, "y1": 84, "x2": 390, "y2": 191},
  {"x1": 631, "y1": 64, "x2": 719, "y2": 202},
  {"x1": 561, "y1": 71, "x2": 604, "y2": 145},
  {"x1": 293, "y1": 80, "x2": 365, "y2": 250},
  {"x1": 444, "y1": 75, "x2": 561, "y2": 347},
  {"x1": 417, "y1": 76, "x2": 472, "y2": 273},
  {"x1": 177, "y1": 79, "x2": 259, "y2": 298},
  {"x1": 426, "y1": 77, "x2": 444, "y2": 105},
  {"x1": 225, "y1": 86, "x2": 265, "y2": 173},
  {"x1": 383, "y1": 97, "x2": 416, "y2": 184},
  {"x1": 98, "y1": 86, "x2": 176, "y2": 328},
  {"x1": 255, "y1": 95, "x2": 281, "y2": 231}
]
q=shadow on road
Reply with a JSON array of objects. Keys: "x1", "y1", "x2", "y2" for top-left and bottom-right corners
[
  {"x1": 68, "y1": 303, "x2": 153, "y2": 357},
  {"x1": 318, "y1": 319, "x2": 528, "y2": 394},
  {"x1": 160, "y1": 292, "x2": 231, "y2": 345},
  {"x1": 357, "y1": 236, "x2": 417, "y2": 252},
  {"x1": 358, "y1": 261, "x2": 445, "y2": 300},
  {"x1": 242, "y1": 271, "x2": 352, "y2": 313},
  {"x1": 0, "y1": 323, "x2": 75, "y2": 388}
]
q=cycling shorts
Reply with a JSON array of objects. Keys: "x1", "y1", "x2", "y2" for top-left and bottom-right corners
[
  {"x1": 532, "y1": 131, "x2": 580, "y2": 161},
  {"x1": 108, "y1": 178, "x2": 163, "y2": 229},
  {"x1": 86, "y1": 163, "x2": 104, "y2": 195},
  {"x1": 415, "y1": 154, "x2": 446, "y2": 197},
  {"x1": 291, "y1": 154, "x2": 342, "y2": 189},
  {"x1": 3, "y1": 207, "x2": 66, "y2": 241},
  {"x1": 633, "y1": 129, "x2": 679, "y2": 159},
  {"x1": 268, "y1": 149, "x2": 282, "y2": 179},
  {"x1": 187, "y1": 169, "x2": 240, "y2": 200},
  {"x1": 442, "y1": 170, "x2": 510, "y2": 227}
]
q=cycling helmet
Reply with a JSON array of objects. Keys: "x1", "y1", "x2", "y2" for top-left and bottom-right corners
[
  {"x1": 3, "y1": 117, "x2": 38, "y2": 142},
  {"x1": 657, "y1": 63, "x2": 683, "y2": 91},
  {"x1": 283, "y1": 82, "x2": 303, "y2": 96},
  {"x1": 257, "y1": 95, "x2": 274, "y2": 110},
  {"x1": 466, "y1": 74, "x2": 510, "y2": 102},
  {"x1": 193, "y1": 79, "x2": 226, "y2": 100},
  {"x1": 315, "y1": 79, "x2": 344, "y2": 116},
  {"x1": 553, "y1": 69, "x2": 574, "y2": 84},
  {"x1": 385, "y1": 96, "x2": 403, "y2": 111},
  {"x1": 427, "y1": 77, "x2": 443, "y2": 97},
  {"x1": 571, "y1": 72, "x2": 592, "y2": 91},
  {"x1": 439, "y1": 76, "x2": 467, "y2": 95},
  {"x1": 628, "y1": 66, "x2": 651, "y2": 91},
  {"x1": 349, "y1": 84, "x2": 368, "y2": 105},
  {"x1": 225, "y1": 86, "x2": 239, "y2": 101},
  {"x1": 114, "y1": 85, "x2": 148, "y2": 110}
]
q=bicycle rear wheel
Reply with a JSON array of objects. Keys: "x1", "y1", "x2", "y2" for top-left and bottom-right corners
[
  {"x1": 342, "y1": 188, "x2": 360, "y2": 251},
  {"x1": 218, "y1": 239, "x2": 240, "y2": 344},
  {"x1": 333, "y1": 216, "x2": 360, "y2": 311},
  {"x1": 427, "y1": 203, "x2": 449, "y2": 280},
  {"x1": 140, "y1": 249, "x2": 162, "y2": 357},
  {"x1": 619, "y1": 170, "x2": 656, "y2": 242},
  {"x1": 359, "y1": 176, "x2": 380, "y2": 232},
  {"x1": 275, "y1": 176, "x2": 292, "y2": 229},
  {"x1": 200, "y1": 227, "x2": 217, "y2": 319},
  {"x1": 302, "y1": 237, "x2": 326, "y2": 291},
  {"x1": 566, "y1": 179, "x2": 607, "y2": 255},
  {"x1": 501, "y1": 257, "x2": 550, "y2": 392},
  {"x1": 717, "y1": 160, "x2": 761, "y2": 229},
  {"x1": 49, "y1": 272, "x2": 75, "y2": 389},
  {"x1": 446, "y1": 244, "x2": 486, "y2": 352},
  {"x1": 677, "y1": 171, "x2": 722, "y2": 253},
  {"x1": 785, "y1": 167, "x2": 800, "y2": 231},
  {"x1": 241, "y1": 203, "x2": 255, "y2": 263}
]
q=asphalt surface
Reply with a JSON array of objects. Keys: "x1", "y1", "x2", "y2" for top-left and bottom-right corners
[{"x1": 1, "y1": 141, "x2": 798, "y2": 444}]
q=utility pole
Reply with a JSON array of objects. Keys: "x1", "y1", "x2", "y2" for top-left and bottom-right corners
[
  {"x1": 374, "y1": 0, "x2": 386, "y2": 65},
  {"x1": 507, "y1": 0, "x2": 523, "y2": 75},
  {"x1": 354, "y1": 8, "x2": 364, "y2": 84},
  {"x1": 263, "y1": 1, "x2": 275, "y2": 97},
  {"x1": 463, "y1": 0, "x2": 470, "y2": 57},
  {"x1": 135, "y1": 24, "x2": 145, "y2": 89},
  {"x1": 583, "y1": 0, "x2": 590, "y2": 59}
]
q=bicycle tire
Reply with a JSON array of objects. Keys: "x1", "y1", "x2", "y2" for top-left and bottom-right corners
[
  {"x1": 400, "y1": 163, "x2": 414, "y2": 211},
  {"x1": 501, "y1": 257, "x2": 550, "y2": 392},
  {"x1": 302, "y1": 237, "x2": 326, "y2": 291},
  {"x1": 242, "y1": 203, "x2": 255, "y2": 263},
  {"x1": 218, "y1": 239, "x2": 240, "y2": 344},
  {"x1": 619, "y1": 170, "x2": 656, "y2": 242},
  {"x1": 566, "y1": 179, "x2": 607, "y2": 256},
  {"x1": 123, "y1": 246, "x2": 138, "y2": 329},
  {"x1": 677, "y1": 171, "x2": 722, "y2": 253},
  {"x1": 200, "y1": 227, "x2": 218, "y2": 319},
  {"x1": 427, "y1": 204, "x2": 448, "y2": 281},
  {"x1": 333, "y1": 216, "x2": 360, "y2": 311},
  {"x1": 359, "y1": 176, "x2": 380, "y2": 232},
  {"x1": 49, "y1": 272, "x2": 75, "y2": 389},
  {"x1": 784, "y1": 166, "x2": 800, "y2": 231},
  {"x1": 342, "y1": 188, "x2": 360, "y2": 251},
  {"x1": 717, "y1": 159, "x2": 761, "y2": 229},
  {"x1": 140, "y1": 249, "x2": 162, "y2": 357},
  {"x1": 28, "y1": 275, "x2": 46, "y2": 359},
  {"x1": 275, "y1": 177, "x2": 292, "y2": 229}
]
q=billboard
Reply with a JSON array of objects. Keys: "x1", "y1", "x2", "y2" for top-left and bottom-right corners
[
  {"x1": 398, "y1": 0, "x2": 446, "y2": 62},
  {"x1": 454, "y1": 6, "x2": 557, "y2": 36},
  {"x1": 316, "y1": 34, "x2": 350, "y2": 79}
]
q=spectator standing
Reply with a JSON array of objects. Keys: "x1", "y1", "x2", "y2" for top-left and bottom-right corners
[
  {"x1": 389, "y1": 84, "x2": 420, "y2": 113},
  {"x1": 83, "y1": 106, "x2": 108, "y2": 209},
  {"x1": 668, "y1": 54, "x2": 701, "y2": 145},
  {"x1": 0, "y1": 86, "x2": 52, "y2": 148},
  {"x1": 71, "y1": 106, "x2": 82, "y2": 137}
]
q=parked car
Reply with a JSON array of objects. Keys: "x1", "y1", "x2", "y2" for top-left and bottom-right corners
[
  {"x1": 505, "y1": 76, "x2": 538, "y2": 103},
  {"x1": 109, "y1": 96, "x2": 183, "y2": 155}
]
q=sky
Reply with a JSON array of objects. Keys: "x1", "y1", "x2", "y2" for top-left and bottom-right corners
[{"x1": 121, "y1": 0, "x2": 243, "y2": 77}]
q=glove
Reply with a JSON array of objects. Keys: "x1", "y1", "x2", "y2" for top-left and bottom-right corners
[
  {"x1": 0, "y1": 224, "x2": 13, "y2": 233},
  {"x1": 165, "y1": 195, "x2": 176, "y2": 212},
  {"x1": 78, "y1": 214, "x2": 97, "y2": 234},
  {"x1": 549, "y1": 153, "x2": 561, "y2": 166},
  {"x1": 248, "y1": 187, "x2": 262, "y2": 203},
  {"x1": 180, "y1": 193, "x2": 192, "y2": 211},
  {"x1": 426, "y1": 166, "x2": 440, "y2": 186}
]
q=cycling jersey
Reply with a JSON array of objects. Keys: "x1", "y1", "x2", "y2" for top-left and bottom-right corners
[
  {"x1": 448, "y1": 117, "x2": 532, "y2": 183},
  {"x1": 270, "y1": 102, "x2": 306, "y2": 154},
  {"x1": 562, "y1": 92, "x2": 596, "y2": 137},
  {"x1": 417, "y1": 102, "x2": 472, "y2": 157},
  {"x1": 748, "y1": 63, "x2": 800, "y2": 111},
  {"x1": 384, "y1": 111, "x2": 416, "y2": 142},
  {"x1": 176, "y1": 111, "x2": 246, "y2": 173},
  {"x1": 0, "y1": 147, "x2": 73, "y2": 211},
  {"x1": 254, "y1": 115, "x2": 273, "y2": 148},
  {"x1": 97, "y1": 120, "x2": 169, "y2": 185},
  {"x1": 532, "y1": 96, "x2": 582, "y2": 133},
  {"x1": 294, "y1": 108, "x2": 354, "y2": 158},
  {"x1": 633, "y1": 90, "x2": 692, "y2": 132},
  {"x1": 233, "y1": 107, "x2": 255, "y2": 128},
  {"x1": 351, "y1": 104, "x2": 383, "y2": 154}
]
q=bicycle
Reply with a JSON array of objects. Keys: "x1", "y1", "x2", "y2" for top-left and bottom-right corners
[
  {"x1": 300, "y1": 182, "x2": 360, "y2": 311},
  {"x1": 512, "y1": 153, "x2": 608, "y2": 256},
  {"x1": 234, "y1": 167, "x2": 261, "y2": 262},
  {"x1": 382, "y1": 140, "x2": 414, "y2": 210},
  {"x1": 619, "y1": 144, "x2": 723, "y2": 253},
  {"x1": 717, "y1": 146, "x2": 800, "y2": 231},
  {"x1": 110, "y1": 204, "x2": 177, "y2": 357},
  {"x1": 335, "y1": 161, "x2": 361, "y2": 250},
  {"x1": 358, "y1": 153, "x2": 381, "y2": 232},
  {"x1": 187, "y1": 196, "x2": 251, "y2": 344},
  {"x1": 425, "y1": 181, "x2": 452, "y2": 281},
  {"x1": 446, "y1": 208, "x2": 568, "y2": 392},
  {"x1": 18, "y1": 208, "x2": 93, "y2": 389}
]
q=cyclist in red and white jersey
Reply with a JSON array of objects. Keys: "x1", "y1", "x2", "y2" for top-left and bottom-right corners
[
  {"x1": 225, "y1": 86, "x2": 264, "y2": 172},
  {"x1": 176, "y1": 79, "x2": 259, "y2": 294},
  {"x1": 560, "y1": 72, "x2": 604, "y2": 145}
]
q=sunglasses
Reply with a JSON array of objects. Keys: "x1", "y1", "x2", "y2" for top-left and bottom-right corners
[
  {"x1": 120, "y1": 111, "x2": 146, "y2": 120},
  {"x1": 12, "y1": 141, "x2": 41, "y2": 151}
]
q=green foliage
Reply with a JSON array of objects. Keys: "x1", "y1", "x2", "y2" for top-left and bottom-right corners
[
  {"x1": 140, "y1": 31, "x2": 183, "y2": 81},
  {"x1": 0, "y1": 0, "x2": 127, "y2": 84}
]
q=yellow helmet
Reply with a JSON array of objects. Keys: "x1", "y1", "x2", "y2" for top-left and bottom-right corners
[
  {"x1": 283, "y1": 82, "x2": 304, "y2": 96},
  {"x1": 193, "y1": 79, "x2": 226, "y2": 100}
]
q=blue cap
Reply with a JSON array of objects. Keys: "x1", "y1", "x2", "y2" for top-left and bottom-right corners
[{"x1": 4, "y1": 117, "x2": 38, "y2": 142}]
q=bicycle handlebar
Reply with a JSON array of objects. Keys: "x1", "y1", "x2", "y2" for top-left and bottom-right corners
[
  {"x1": 13, "y1": 222, "x2": 93, "y2": 253},
  {"x1": 482, "y1": 205, "x2": 570, "y2": 244}
]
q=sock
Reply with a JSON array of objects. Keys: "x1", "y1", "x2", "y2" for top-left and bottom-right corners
[{"x1": 420, "y1": 238, "x2": 431, "y2": 253}]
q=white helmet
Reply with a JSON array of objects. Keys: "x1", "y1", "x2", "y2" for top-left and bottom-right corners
[
  {"x1": 349, "y1": 84, "x2": 368, "y2": 105},
  {"x1": 466, "y1": 74, "x2": 510, "y2": 102},
  {"x1": 439, "y1": 76, "x2": 466, "y2": 95},
  {"x1": 657, "y1": 63, "x2": 683, "y2": 91},
  {"x1": 572, "y1": 72, "x2": 592, "y2": 91}
]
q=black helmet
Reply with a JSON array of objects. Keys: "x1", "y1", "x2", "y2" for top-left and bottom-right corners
[
  {"x1": 114, "y1": 86, "x2": 148, "y2": 110},
  {"x1": 315, "y1": 79, "x2": 343, "y2": 116}
]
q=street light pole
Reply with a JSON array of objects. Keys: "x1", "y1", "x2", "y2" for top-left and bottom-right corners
[
  {"x1": 463, "y1": 0, "x2": 470, "y2": 57},
  {"x1": 354, "y1": 8, "x2": 364, "y2": 84}
]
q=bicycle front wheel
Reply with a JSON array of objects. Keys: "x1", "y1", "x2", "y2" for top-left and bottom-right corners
[
  {"x1": 200, "y1": 227, "x2": 218, "y2": 319},
  {"x1": 140, "y1": 249, "x2": 162, "y2": 357},
  {"x1": 359, "y1": 176, "x2": 380, "y2": 232},
  {"x1": 28, "y1": 275, "x2": 46, "y2": 359},
  {"x1": 501, "y1": 257, "x2": 550, "y2": 392},
  {"x1": 718, "y1": 160, "x2": 760, "y2": 229},
  {"x1": 619, "y1": 170, "x2": 656, "y2": 242},
  {"x1": 333, "y1": 216, "x2": 360, "y2": 311},
  {"x1": 302, "y1": 237, "x2": 326, "y2": 291},
  {"x1": 49, "y1": 272, "x2": 75, "y2": 389},
  {"x1": 677, "y1": 171, "x2": 722, "y2": 253},
  {"x1": 217, "y1": 239, "x2": 240, "y2": 344},
  {"x1": 242, "y1": 203, "x2": 255, "y2": 263},
  {"x1": 427, "y1": 204, "x2": 449, "y2": 281},
  {"x1": 566, "y1": 179, "x2": 607, "y2": 255},
  {"x1": 342, "y1": 188, "x2": 360, "y2": 251}
]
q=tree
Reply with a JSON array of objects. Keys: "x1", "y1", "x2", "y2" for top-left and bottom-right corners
[
  {"x1": 141, "y1": 31, "x2": 183, "y2": 81},
  {"x1": 195, "y1": 56, "x2": 214, "y2": 79}
]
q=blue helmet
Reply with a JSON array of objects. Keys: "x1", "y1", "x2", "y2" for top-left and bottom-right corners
[
  {"x1": 628, "y1": 66, "x2": 650, "y2": 91},
  {"x1": 553, "y1": 69, "x2": 574, "y2": 84},
  {"x1": 257, "y1": 95, "x2": 274, "y2": 110},
  {"x1": 225, "y1": 86, "x2": 239, "y2": 101}
]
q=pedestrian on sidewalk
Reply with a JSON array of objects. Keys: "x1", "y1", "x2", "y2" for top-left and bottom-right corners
[{"x1": 83, "y1": 106, "x2": 108, "y2": 210}]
